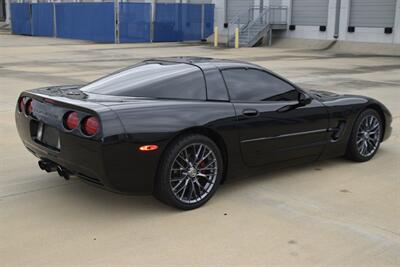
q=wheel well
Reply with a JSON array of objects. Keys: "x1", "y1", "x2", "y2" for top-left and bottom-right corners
[
  {"x1": 365, "y1": 104, "x2": 386, "y2": 141},
  {"x1": 159, "y1": 127, "x2": 229, "y2": 184}
]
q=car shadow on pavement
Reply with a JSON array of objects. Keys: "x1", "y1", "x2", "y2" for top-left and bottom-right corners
[
  {"x1": 38, "y1": 147, "x2": 389, "y2": 215},
  {"x1": 53, "y1": 156, "x2": 352, "y2": 213}
]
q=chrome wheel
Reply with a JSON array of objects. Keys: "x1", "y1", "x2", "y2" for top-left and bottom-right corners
[
  {"x1": 169, "y1": 143, "x2": 218, "y2": 204},
  {"x1": 356, "y1": 115, "x2": 381, "y2": 157}
]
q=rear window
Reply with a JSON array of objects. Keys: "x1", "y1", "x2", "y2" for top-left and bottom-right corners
[{"x1": 80, "y1": 62, "x2": 206, "y2": 100}]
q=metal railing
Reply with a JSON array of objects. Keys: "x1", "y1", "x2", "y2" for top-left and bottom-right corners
[{"x1": 227, "y1": 5, "x2": 288, "y2": 47}]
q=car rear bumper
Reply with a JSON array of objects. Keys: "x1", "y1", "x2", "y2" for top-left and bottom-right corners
[{"x1": 16, "y1": 111, "x2": 160, "y2": 195}]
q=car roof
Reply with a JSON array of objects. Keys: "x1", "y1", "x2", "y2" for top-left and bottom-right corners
[{"x1": 144, "y1": 57, "x2": 261, "y2": 70}]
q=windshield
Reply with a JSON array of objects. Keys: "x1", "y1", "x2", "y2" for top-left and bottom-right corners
[{"x1": 80, "y1": 62, "x2": 206, "y2": 100}]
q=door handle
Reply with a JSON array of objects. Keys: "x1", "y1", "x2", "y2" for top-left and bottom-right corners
[{"x1": 242, "y1": 109, "x2": 259, "y2": 117}]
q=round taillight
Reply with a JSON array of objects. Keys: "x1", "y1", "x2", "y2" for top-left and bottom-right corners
[
  {"x1": 64, "y1": 111, "x2": 79, "y2": 130},
  {"x1": 82, "y1": 116, "x2": 99, "y2": 136},
  {"x1": 25, "y1": 99, "x2": 33, "y2": 115},
  {"x1": 18, "y1": 97, "x2": 24, "y2": 113}
]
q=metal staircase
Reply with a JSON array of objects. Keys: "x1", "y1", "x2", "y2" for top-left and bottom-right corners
[{"x1": 228, "y1": 6, "x2": 287, "y2": 47}]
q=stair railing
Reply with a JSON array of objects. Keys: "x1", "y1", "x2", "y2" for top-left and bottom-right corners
[{"x1": 227, "y1": 7, "x2": 270, "y2": 47}]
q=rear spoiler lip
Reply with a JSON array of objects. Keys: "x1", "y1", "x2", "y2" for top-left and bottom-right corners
[
  {"x1": 19, "y1": 90, "x2": 127, "y2": 142},
  {"x1": 20, "y1": 89, "x2": 111, "y2": 115}
]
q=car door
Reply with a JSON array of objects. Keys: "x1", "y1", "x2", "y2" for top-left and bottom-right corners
[{"x1": 221, "y1": 68, "x2": 330, "y2": 167}]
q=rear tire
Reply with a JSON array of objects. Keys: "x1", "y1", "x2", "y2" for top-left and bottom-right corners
[
  {"x1": 346, "y1": 109, "x2": 383, "y2": 162},
  {"x1": 154, "y1": 134, "x2": 223, "y2": 210}
]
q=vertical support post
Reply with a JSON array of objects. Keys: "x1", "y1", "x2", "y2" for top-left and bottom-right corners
[
  {"x1": 269, "y1": 28, "x2": 272, "y2": 46},
  {"x1": 29, "y1": 2, "x2": 32, "y2": 35},
  {"x1": 334, "y1": 0, "x2": 341, "y2": 39},
  {"x1": 114, "y1": 0, "x2": 119, "y2": 44},
  {"x1": 53, "y1": 2, "x2": 57, "y2": 37},
  {"x1": 201, "y1": 3, "x2": 204, "y2": 40},
  {"x1": 150, "y1": 0, "x2": 156, "y2": 42},
  {"x1": 214, "y1": 26, "x2": 218, "y2": 47},
  {"x1": 235, "y1": 27, "x2": 239, "y2": 48}
]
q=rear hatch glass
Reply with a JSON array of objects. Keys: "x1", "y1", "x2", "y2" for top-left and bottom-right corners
[{"x1": 80, "y1": 62, "x2": 206, "y2": 100}]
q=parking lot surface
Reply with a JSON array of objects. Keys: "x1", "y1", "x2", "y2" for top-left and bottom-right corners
[{"x1": 0, "y1": 34, "x2": 399, "y2": 266}]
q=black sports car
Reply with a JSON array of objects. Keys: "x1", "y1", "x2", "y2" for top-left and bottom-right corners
[{"x1": 15, "y1": 57, "x2": 392, "y2": 209}]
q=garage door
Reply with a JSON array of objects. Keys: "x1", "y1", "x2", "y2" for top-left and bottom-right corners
[
  {"x1": 187, "y1": 0, "x2": 212, "y2": 3},
  {"x1": 0, "y1": 0, "x2": 5, "y2": 22},
  {"x1": 226, "y1": 0, "x2": 254, "y2": 22},
  {"x1": 291, "y1": 0, "x2": 329, "y2": 26},
  {"x1": 349, "y1": 0, "x2": 396, "y2": 28}
]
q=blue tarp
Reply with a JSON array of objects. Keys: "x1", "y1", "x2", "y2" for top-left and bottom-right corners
[
  {"x1": 55, "y1": 3, "x2": 115, "y2": 43},
  {"x1": 10, "y1": 3, "x2": 31, "y2": 35},
  {"x1": 119, "y1": 3, "x2": 151, "y2": 43},
  {"x1": 32, "y1": 3, "x2": 54, "y2": 37},
  {"x1": 154, "y1": 3, "x2": 215, "y2": 42},
  {"x1": 181, "y1": 4, "x2": 202, "y2": 41},
  {"x1": 203, "y1": 4, "x2": 214, "y2": 38},
  {"x1": 154, "y1": 3, "x2": 182, "y2": 42},
  {"x1": 11, "y1": 2, "x2": 214, "y2": 43}
]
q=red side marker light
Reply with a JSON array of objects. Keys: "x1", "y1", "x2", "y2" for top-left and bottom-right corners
[
  {"x1": 18, "y1": 97, "x2": 24, "y2": 112},
  {"x1": 44, "y1": 98, "x2": 56, "y2": 104},
  {"x1": 139, "y1": 145, "x2": 158, "y2": 152},
  {"x1": 26, "y1": 99, "x2": 33, "y2": 115}
]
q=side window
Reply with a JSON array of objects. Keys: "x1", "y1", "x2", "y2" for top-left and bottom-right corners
[
  {"x1": 203, "y1": 67, "x2": 229, "y2": 101},
  {"x1": 221, "y1": 68, "x2": 299, "y2": 102}
]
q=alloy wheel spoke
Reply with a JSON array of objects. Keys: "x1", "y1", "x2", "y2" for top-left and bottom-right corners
[
  {"x1": 172, "y1": 178, "x2": 186, "y2": 191},
  {"x1": 180, "y1": 179, "x2": 190, "y2": 199},
  {"x1": 169, "y1": 143, "x2": 218, "y2": 204},
  {"x1": 194, "y1": 144, "x2": 204, "y2": 162},
  {"x1": 357, "y1": 115, "x2": 380, "y2": 157}
]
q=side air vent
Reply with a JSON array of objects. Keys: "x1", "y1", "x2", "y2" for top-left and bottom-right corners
[{"x1": 330, "y1": 121, "x2": 346, "y2": 141}]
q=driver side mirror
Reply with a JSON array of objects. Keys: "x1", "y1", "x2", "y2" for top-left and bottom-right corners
[{"x1": 298, "y1": 93, "x2": 312, "y2": 106}]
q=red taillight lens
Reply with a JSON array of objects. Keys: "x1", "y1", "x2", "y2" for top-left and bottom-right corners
[
  {"x1": 82, "y1": 116, "x2": 99, "y2": 136},
  {"x1": 18, "y1": 97, "x2": 24, "y2": 112},
  {"x1": 64, "y1": 111, "x2": 79, "y2": 130},
  {"x1": 25, "y1": 99, "x2": 33, "y2": 115}
]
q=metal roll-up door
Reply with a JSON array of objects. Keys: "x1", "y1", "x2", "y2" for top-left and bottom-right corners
[
  {"x1": 291, "y1": 0, "x2": 329, "y2": 26},
  {"x1": 349, "y1": 0, "x2": 396, "y2": 28},
  {"x1": 187, "y1": 0, "x2": 212, "y2": 3},
  {"x1": 226, "y1": 0, "x2": 253, "y2": 22},
  {"x1": 0, "y1": 0, "x2": 6, "y2": 22}
]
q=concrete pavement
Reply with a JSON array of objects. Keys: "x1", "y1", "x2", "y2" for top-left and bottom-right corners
[{"x1": 0, "y1": 34, "x2": 399, "y2": 266}]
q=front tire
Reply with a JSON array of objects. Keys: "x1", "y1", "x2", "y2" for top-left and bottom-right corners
[
  {"x1": 347, "y1": 109, "x2": 383, "y2": 162},
  {"x1": 154, "y1": 134, "x2": 223, "y2": 210}
]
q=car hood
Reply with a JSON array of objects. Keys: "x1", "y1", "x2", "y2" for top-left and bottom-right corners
[{"x1": 306, "y1": 89, "x2": 343, "y2": 101}]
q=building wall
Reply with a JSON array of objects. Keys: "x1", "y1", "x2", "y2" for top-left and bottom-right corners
[
  {"x1": 4, "y1": 0, "x2": 400, "y2": 44},
  {"x1": 4, "y1": 0, "x2": 9, "y2": 24},
  {"x1": 212, "y1": 0, "x2": 400, "y2": 44}
]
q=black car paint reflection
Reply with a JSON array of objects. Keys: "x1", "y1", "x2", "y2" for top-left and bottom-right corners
[{"x1": 15, "y1": 57, "x2": 392, "y2": 195}]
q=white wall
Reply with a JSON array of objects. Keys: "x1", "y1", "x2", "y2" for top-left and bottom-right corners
[
  {"x1": 212, "y1": 0, "x2": 400, "y2": 44},
  {"x1": 281, "y1": 0, "x2": 335, "y2": 40},
  {"x1": 5, "y1": 0, "x2": 10, "y2": 24},
  {"x1": 337, "y1": 0, "x2": 399, "y2": 44}
]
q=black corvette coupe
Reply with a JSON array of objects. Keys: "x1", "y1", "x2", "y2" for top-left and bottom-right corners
[{"x1": 15, "y1": 57, "x2": 392, "y2": 209}]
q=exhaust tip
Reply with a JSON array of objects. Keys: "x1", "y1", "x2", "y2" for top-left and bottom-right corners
[
  {"x1": 38, "y1": 160, "x2": 57, "y2": 173},
  {"x1": 38, "y1": 161, "x2": 46, "y2": 170},
  {"x1": 57, "y1": 166, "x2": 70, "y2": 180}
]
